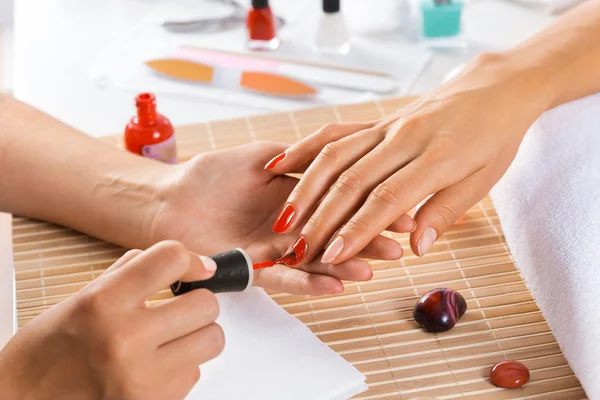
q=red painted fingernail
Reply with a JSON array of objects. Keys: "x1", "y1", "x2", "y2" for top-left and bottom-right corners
[
  {"x1": 291, "y1": 236, "x2": 308, "y2": 264},
  {"x1": 265, "y1": 152, "x2": 286, "y2": 170},
  {"x1": 272, "y1": 203, "x2": 295, "y2": 233},
  {"x1": 276, "y1": 235, "x2": 308, "y2": 266}
]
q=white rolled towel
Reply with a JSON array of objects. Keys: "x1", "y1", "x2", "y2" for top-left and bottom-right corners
[{"x1": 491, "y1": 92, "x2": 600, "y2": 397}]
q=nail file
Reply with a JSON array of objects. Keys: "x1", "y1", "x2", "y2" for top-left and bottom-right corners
[
  {"x1": 174, "y1": 47, "x2": 398, "y2": 94},
  {"x1": 146, "y1": 58, "x2": 318, "y2": 97}
]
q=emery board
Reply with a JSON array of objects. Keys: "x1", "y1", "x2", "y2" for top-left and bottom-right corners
[{"x1": 12, "y1": 96, "x2": 586, "y2": 398}]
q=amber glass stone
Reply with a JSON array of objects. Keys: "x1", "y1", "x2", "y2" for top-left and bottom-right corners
[{"x1": 490, "y1": 360, "x2": 530, "y2": 389}]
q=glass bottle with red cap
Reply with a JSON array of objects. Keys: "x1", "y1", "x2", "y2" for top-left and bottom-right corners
[
  {"x1": 246, "y1": 0, "x2": 279, "y2": 50},
  {"x1": 124, "y1": 93, "x2": 177, "y2": 164}
]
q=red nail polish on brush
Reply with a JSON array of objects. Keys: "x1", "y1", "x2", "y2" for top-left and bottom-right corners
[
  {"x1": 253, "y1": 260, "x2": 275, "y2": 270},
  {"x1": 272, "y1": 203, "x2": 295, "y2": 233},
  {"x1": 247, "y1": 0, "x2": 279, "y2": 51},
  {"x1": 124, "y1": 93, "x2": 177, "y2": 164}
]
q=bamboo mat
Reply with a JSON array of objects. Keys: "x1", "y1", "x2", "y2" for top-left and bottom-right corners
[{"x1": 12, "y1": 97, "x2": 586, "y2": 399}]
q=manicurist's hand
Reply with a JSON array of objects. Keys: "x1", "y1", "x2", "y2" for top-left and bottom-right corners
[
  {"x1": 0, "y1": 241, "x2": 223, "y2": 400},
  {"x1": 0, "y1": 95, "x2": 400, "y2": 297},
  {"x1": 149, "y1": 142, "x2": 404, "y2": 296}
]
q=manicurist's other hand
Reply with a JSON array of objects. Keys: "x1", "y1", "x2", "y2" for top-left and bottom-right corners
[{"x1": 0, "y1": 241, "x2": 223, "y2": 400}]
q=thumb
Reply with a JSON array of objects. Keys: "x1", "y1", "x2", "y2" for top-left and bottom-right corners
[{"x1": 180, "y1": 254, "x2": 218, "y2": 282}]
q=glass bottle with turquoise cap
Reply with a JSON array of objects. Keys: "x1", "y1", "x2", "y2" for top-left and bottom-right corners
[{"x1": 420, "y1": 0, "x2": 466, "y2": 50}]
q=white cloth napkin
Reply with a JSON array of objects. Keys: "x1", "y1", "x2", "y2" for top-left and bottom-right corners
[
  {"x1": 490, "y1": 92, "x2": 600, "y2": 398},
  {"x1": 186, "y1": 288, "x2": 368, "y2": 400}
]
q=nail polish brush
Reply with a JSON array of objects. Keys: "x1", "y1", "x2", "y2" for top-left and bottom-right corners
[{"x1": 171, "y1": 237, "x2": 309, "y2": 295}]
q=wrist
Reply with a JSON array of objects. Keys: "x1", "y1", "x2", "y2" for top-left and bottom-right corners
[
  {"x1": 144, "y1": 153, "x2": 214, "y2": 252},
  {"x1": 445, "y1": 51, "x2": 557, "y2": 128},
  {"x1": 93, "y1": 159, "x2": 174, "y2": 250},
  {"x1": 497, "y1": 47, "x2": 563, "y2": 111}
]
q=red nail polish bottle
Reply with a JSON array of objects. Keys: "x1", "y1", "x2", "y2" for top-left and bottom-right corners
[
  {"x1": 124, "y1": 93, "x2": 177, "y2": 164},
  {"x1": 246, "y1": 0, "x2": 279, "y2": 51}
]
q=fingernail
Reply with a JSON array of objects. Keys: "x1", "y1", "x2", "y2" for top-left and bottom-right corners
[
  {"x1": 272, "y1": 203, "x2": 295, "y2": 233},
  {"x1": 408, "y1": 219, "x2": 417, "y2": 233},
  {"x1": 292, "y1": 236, "x2": 308, "y2": 264},
  {"x1": 276, "y1": 235, "x2": 308, "y2": 266},
  {"x1": 264, "y1": 152, "x2": 286, "y2": 170},
  {"x1": 418, "y1": 227, "x2": 437, "y2": 257},
  {"x1": 321, "y1": 236, "x2": 344, "y2": 264},
  {"x1": 332, "y1": 285, "x2": 344, "y2": 294},
  {"x1": 200, "y1": 256, "x2": 217, "y2": 272}
]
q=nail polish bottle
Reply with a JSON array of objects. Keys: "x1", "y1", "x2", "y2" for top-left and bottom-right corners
[
  {"x1": 420, "y1": 0, "x2": 466, "y2": 50},
  {"x1": 171, "y1": 249, "x2": 254, "y2": 294},
  {"x1": 314, "y1": 0, "x2": 351, "y2": 55},
  {"x1": 246, "y1": 0, "x2": 279, "y2": 51},
  {"x1": 124, "y1": 93, "x2": 177, "y2": 164}
]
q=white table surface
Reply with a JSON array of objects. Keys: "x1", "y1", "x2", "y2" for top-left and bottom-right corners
[{"x1": 1, "y1": 0, "x2": 556, "y2": 347}]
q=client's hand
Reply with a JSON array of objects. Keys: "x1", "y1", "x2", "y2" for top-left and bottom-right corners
[
  {"x1": 150, "y1": 142, "x2": 403, "y2": 296},
  {"x1": 264, "y1": 53, "x2": 552, "y2": 264},
  {"x1": 0, "y1": 241, "x2": 223, "y2": 400}
]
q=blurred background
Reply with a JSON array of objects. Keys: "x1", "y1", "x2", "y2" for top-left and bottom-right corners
[
  {"x1": 0, "y1": 0, "x2": 572, "y2": 135},
  {"x1": 0, "y1": 0, "x2": 13, "y2": 93}
]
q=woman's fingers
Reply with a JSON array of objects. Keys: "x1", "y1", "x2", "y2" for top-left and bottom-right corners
[
  {"x1": 356, "y1": 235, "x2": 403, "y2": 261},
  {"x1": 254, "y1": 265, "x2": 344, "y2": 295},
  {"x1": 410, "y1": 167, "x2": 496, "y2": 256},
  {"x1": 264, "y1": 121, "x2": 377, "y2": 173},
  {"x1": 319, "y1": 153, "x2": 469, "y2": 264},
  {"x1": 271, "y1": 128, "x2": 384, "y2": 233},
  {"x1": 149, "y1": 288, "x2": 220, "y2": 344},
  {"x1": 296, "y1": 136, "x2": 421, "y2": 263},
  {"x1": 294, "y1": 257, "x2": 373, "y2": 281},
  {"x1": 107, "y1": 241, "x2": 216, "y2": 305},
  {"x1": 158, "y1": 322, "x2": 225, "y2": 369},
  {"x1": 387, "y1": 214, "x2": 417, "y2": 233},
  {"x1": 270, "y1": 235, "x2": 402, "y2": 287}
]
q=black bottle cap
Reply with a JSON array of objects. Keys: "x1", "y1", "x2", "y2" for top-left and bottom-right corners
[
  {"x1": 323, "y1": 0, "x2": 340, "y2": 13},
  {"x1": 252, "y1": 0, "x2": 269, "y2": 9},
  {"x1": 170, "y1": 248, "x2": 253, "y2": 295}
]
